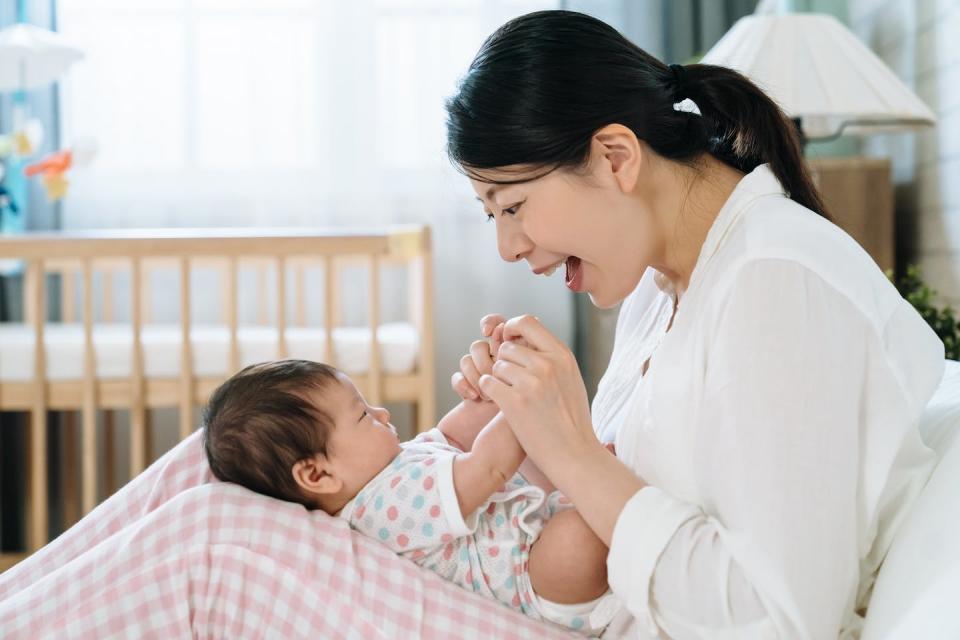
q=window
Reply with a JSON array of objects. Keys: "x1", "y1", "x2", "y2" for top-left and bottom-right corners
[{"x1": 56, "y1": 0, "x2": 557, "y2": 228}]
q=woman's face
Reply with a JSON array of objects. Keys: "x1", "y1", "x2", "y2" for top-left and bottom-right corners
[{"x1": 469, "y1": 155, "x2": 656, "y2": 309}]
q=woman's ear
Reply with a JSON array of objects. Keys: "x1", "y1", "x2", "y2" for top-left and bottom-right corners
[
  {"x1": 292, "y1": 455, "x2": 343, "y2": 497},
  {"x1": 592, "y1": 123, "x2": 643, "y2": 194}
]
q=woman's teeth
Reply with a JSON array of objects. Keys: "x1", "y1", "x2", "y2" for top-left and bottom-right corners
[{"x1": 542, "y1": 258, "x2": 567, "y2": 276}]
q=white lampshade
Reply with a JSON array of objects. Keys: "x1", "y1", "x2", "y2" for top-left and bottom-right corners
[
  {"x1": 0, "y1": 23, "x2": 84, "y2": 92},
  {"x1": 701, "y1": 14, "x2": 936, "y2": 139}
]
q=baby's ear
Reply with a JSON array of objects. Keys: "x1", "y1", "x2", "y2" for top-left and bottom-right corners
[{"x1": 292, "y1": 455, "x2": 342, "y2": 496}]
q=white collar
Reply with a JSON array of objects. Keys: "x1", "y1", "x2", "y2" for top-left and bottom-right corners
[{"x1": 654, "y1": 163, "x2": 786, "y2": 298}]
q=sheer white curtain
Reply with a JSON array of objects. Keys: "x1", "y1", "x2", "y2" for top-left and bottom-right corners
[{"x1": 56, "y1": 0, "x2": 573, "y2": 415}]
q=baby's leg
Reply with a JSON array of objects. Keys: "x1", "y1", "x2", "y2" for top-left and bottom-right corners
[{"x1": 528, "y1": 509, "x2": 608, "y2": 604}]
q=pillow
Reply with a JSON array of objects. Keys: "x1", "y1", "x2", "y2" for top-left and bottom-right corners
[{"x1": 861, "y1": 360, "x2": 960, "y2": 639}]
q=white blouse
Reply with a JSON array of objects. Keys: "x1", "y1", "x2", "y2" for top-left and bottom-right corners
[{"x1": 591, "y1": 164, "x2": 945, "y2": 639}]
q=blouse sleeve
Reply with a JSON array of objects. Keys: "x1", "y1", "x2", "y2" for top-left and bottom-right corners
[{"x1": 607, "y1": 258, "x2": 899, "y2": 638}]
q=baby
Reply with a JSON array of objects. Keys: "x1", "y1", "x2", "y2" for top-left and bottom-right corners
[{"x1": 203, "y1": 342, "x2": 619, "y2": 635}]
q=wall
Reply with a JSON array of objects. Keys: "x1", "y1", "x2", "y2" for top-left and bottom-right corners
[{"x1": 847, "y1": 0, "x2": 960, "y2": 304}]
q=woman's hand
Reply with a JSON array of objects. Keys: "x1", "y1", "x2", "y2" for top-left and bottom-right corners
[
  {"x1": 479, "y1": 314, "x2": 644, "y2": 545},
  {"x1": 450, "y1": 314, "x2": 507, "y2": 401},
  {"x1": 478, "y1": 315, "x2": 599, "y2": 473}
]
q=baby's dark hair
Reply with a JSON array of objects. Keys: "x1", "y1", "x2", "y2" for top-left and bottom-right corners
[{"x1": 202, "y1": 359, "x2": 340, "y2": 508}]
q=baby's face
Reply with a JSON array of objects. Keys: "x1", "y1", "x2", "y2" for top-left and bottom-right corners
[{"x1": 319, "y1": 373, "x2": 402, "y2": 500}]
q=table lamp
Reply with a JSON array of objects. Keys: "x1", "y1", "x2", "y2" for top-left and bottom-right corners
[{"x1": 700, "y1": 12, "x2": 938, "y2": 272}]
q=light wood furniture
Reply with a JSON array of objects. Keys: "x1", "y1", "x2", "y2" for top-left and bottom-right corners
[
  {"x1": 807, "y1": 156, "x2": 895, "y2": 273},
  {"x1": 0, "y1": 226, "x2": 435, "y2": 570}
]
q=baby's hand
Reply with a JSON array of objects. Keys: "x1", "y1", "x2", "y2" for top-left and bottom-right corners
[
  {"x1": 451, "y1": 336, "x2": 499, "y2": 402},
  {"x1": 451, "y1": 318, "x2": 531, "y2": 402}
]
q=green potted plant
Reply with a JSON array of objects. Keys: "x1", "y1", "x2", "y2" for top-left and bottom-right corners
[{"x1": 888, "y1": 265, "x2": 960, "y2": 360}]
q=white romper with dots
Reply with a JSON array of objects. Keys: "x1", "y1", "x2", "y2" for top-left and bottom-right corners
[{"x1": 337, "y1": 428, "x2": 619, "y2": 636}]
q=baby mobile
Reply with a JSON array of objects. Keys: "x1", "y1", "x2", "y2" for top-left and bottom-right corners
[{"x1": 0, "y1": 21, "x2": 92, "y2": 235}]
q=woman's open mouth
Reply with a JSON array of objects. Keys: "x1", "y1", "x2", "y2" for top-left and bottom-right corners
[{"x1": 565, "y1": 256, "x2": 583, "y2": 292}]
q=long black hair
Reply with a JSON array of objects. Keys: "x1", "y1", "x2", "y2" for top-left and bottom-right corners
[{"x1": 445, "y1": 10, "x2": 830, "y2": 220}]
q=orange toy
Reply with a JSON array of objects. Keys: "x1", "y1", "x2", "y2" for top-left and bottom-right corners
[{"x1": 24, "y1": 149, "x2": 73, "y2": 177}]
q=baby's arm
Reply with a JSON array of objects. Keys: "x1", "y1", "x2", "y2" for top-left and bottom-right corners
[
  {"x1": 438, "y1": 324, "x2": 512, "y2": 451},
  {"x1": 451, "y1": 412, "x2": 525, "y2": 517},
  {"x1": 436, "y1": 398, "x2": 499, "y2": 452}
]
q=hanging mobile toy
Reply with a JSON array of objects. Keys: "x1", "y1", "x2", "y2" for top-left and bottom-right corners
[{"x1": 22, "y1": 137, "x2": 97, "y2": 202}]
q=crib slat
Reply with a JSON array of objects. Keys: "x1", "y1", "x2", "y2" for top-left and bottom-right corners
[
  {"x1": 130, "y1": 256, "x2": 147, "y2": 475},
  {"x1": 330, "y1": 257, "x2": 342, "y2": 330},
  {"x1": 140, "y1": 262, "x2": 152, "y2": 325},
  {"x1": 61, "y1": 269, "x2": 75, "y2": 322},
  {"x1": 256, "y1": 263, "x2": 268, "y2": 325},
  {"x1": 368, "y1": 254, "x2": 382, "y2": 405},
  {"x1": 179, "y1": 256, "x2": 194, "y2": 440},
  {"x1": 294, "y1": 263, "x2": 306, "y2": 327},
  {"x1": 26, "y1": 259, "x2": 48, "y2": 551},
  {"x1": 421, "y1": 233, "x2": 436, "y2": 430},
  {"x1": 62, "y1": 412, "x2": 79, "y2": 528},
  {"x1": 408, "y1": 228, "x2": 435, "y2": 432},
  {"x1": 277, "y1": 256, "x2": 288, "y2": 359},
  {"x1": 103, "y1": 266, "x2": 118, "y2": 489},
  {"x1": 102, "y1": 270, "x2": 114, "y2": 322},
  {"x1": 324, "y1": 255, "x2": 335, "y2": 367},
  {"x1": 227, "y1": 257, "x2": 239, "y2": 373},
  {"x1": 81, "y1": 258, "x2": 97, "y2": 515}
]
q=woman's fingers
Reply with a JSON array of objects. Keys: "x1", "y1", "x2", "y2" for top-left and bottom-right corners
[
  {"x1": 490, "y1": 359, "x2": 537, "y2": 387},
  {"x1": 480, "y1": 313, "x2": 507, "y2": 337},
  {"x1": 495, "y1": 340, "x2": 539, "y2": 369},
  {"x1": 502, "y1": 314, "x2": 561, "y2": 353},
  {"x1": 478, "y1": 373, "x2": 510, "y2": 407}
]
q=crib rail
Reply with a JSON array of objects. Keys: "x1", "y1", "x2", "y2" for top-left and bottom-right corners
[{"x1": 0, "y1": 226, "x2": 434, "y2": 565}]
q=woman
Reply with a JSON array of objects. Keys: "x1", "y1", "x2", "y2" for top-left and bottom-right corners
[{"x1": 447, "y1": 10, "x2": 944, "y2": 639}]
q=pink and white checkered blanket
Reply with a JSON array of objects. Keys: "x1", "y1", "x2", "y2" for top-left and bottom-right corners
[{"x1": 0, "y1": 430, "x2": 580, "y2": 639}]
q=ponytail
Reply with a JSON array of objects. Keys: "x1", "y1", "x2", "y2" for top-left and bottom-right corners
[{"x1": 680, "y1": 63, "x2": 831, "y2": 220}]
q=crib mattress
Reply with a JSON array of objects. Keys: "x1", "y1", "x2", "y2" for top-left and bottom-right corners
[{"x1": 0, "y1": 322, "x2": 419, "y2": 381}]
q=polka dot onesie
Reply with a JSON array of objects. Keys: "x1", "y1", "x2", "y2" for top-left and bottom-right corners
[{"x1": 338, "y1": 429, "x2": 619, "y2": 636}]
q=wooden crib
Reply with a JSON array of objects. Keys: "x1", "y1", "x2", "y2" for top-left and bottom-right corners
[{"x1": 0, "y1": 226, "x2": 435, "y2": 570}]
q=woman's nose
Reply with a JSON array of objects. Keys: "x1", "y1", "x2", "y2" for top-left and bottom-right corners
[{"x1": 497, "y1": 219, "x2": 533, "y2": 263}]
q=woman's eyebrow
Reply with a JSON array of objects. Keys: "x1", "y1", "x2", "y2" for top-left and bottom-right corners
[{"x1": 474, "y1": 184, "x2": 504, "y2": 203}]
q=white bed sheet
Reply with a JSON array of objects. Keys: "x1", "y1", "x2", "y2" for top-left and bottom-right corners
[{"x1": 0, "y1": 322, "x2": 419, "y2": 380}]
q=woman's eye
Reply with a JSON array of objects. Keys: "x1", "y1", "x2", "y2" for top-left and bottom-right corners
[{"x1": 484, "y1": 201, "x2": 522, "y2": 222}]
